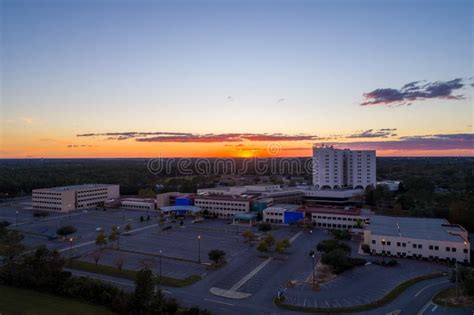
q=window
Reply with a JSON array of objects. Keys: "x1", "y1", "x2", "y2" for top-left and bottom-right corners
[
  {"x1": 429, "y1": 245, "x2": 433, "y2": 250},
  {"x1": 446, "y1": 247, "x2": 450, "y2": 252},
  {"x1": 402, "y1": 243, "x2": 406, "y2": 247},
  {"x1": 452, "y1": 248, "x2": 456, "y2": 252},
  {"x1": 418, "y1": 244, "x2": 422, "y2": 249},
  {"x1": 434, "y1": 246, "x2": 439, "y2": 250},
  {"x1": 413, "y1": 244, "x2": 417, "y2": 249},
  {"x1": 464, "y1": 249, "x2": 468, "y2": 253},
  {"x1": 372, "y1": 240, "x2": 376, "y2": 244},
  {"x1": 397, "y1": 242, "x2": 401, "y2": 247},
  {"x1": 387, "y1": 241, "x2": 391, "y2": 246}
]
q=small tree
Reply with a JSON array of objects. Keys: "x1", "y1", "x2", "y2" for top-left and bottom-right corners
[
  {"x1": 132, "y1": 268, "x2": 155, "y2": 312},
  {"x1": 263, "y1": 234, "x2": 275, "y2": 249},
  {"x1": 242, "y1": 230, "x2": 256, "y2": 243},
  {"x1": 56, "y1": 225, "x2": 77, "y2": 237},
  {"x1": 95, "y1": 232, "x2": 107, "y2": 248},
  {"x1": 109, "y1": 228, "x2": 118, "y2": 249},
  {"x1": 275, "y1": 239, "x2": 290, "y2": 253},
  {"x1": 92, "y1": 250, "x2": 102, "y2": 265},
  {"x1": 124, "y1": 224, "x2": 132, "y2": 233},
  {"x1": 114, "y1": 254, "x2": 126, "y2": 271},
  {"x1": 257, "y1": 241, "x2": 268, "y2": 253},
  {"x1": 208, "y1": 249, "x2": 226, "y2": 264}
]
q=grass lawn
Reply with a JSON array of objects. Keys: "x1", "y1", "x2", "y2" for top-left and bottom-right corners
[
  {"x1": 433, "y1": 287, "x2": 474, "y2": 309},
  {"x1": 0, "y1": 285, "x2": 112, "y2": 315},
  {"x1": 67, "y1": 259, "x2": 201, "y2": 287}
]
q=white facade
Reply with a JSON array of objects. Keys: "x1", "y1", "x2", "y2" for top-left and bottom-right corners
[
  {"x1": 364, "y1": 216, "x2": 470, "y2": 263},
  {"x1": 32, "y1": 184, "x2": 120, "y2": 212},
  {"x1": 121, "y1": 198, "x2": 155, "y2": 211},
  {"x1": 194, "y1": 195, "x2": 252, "y2": 218},
  {"x1": 347, "y1": 150, "x2": 376, "y2": 189},
  {"x1": 297, "y1": 206, "x2": 370, "y2": 230},
  {"x1": 312, "y1": 146, "x2": 376, "y2": 190},
  {"x1": 263, "y1": 206, "x2": 286, "y2": 224},
  {"x1": 313, "y1": 146, "x2": 345, "y2": 189}
]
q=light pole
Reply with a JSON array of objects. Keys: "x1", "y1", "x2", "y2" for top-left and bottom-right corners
[
  {"x1": 117, "y1": 226, "x2": 121, "y2": 251},
  {"x1": 15, "y1": 210, "x2": 19, "y2": 227},
  {"x1": 464, "y1": 241, "x2": 468, "y2": 262},
  {"x1": 382, "y1": 238, "x2": 386, "y2": 263},
  {"x1": 69, "y1": 237, "x2": 73, "y2": 264},
  {"x1": 68, "y1": 204, "x2": 72, "y2": 220},
  {"x1": 159, "y1": 250, "x2": 162, "y2": 285},
  {"x1": 198, "y1": 235, "x2": 201, "y2": 263},
  {"x1": 311, "y1": 252, "x2": 316, "y2": 288}
]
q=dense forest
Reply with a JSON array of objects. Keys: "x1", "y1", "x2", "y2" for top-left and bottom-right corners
[{"x1": 0, "y1": 157, "x2": 472, "y2": 230}]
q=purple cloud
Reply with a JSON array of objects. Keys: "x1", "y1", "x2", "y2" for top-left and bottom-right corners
[
  {"x1": 346, "y1": 128, "x2": 397, "y2": 139},
  {"x1": 77, "y1": 131, "x2": 322, "y2": 143},
  {"x1": 326, "y1": 133, "x2": 473, "y2": 151},
  {"x1": 361, "y1": 78, "x2": 466, "y2": 106}
]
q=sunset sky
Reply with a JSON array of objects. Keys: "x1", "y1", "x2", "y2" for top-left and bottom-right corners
[{"x1": 1, "y1": 0, "x2": 473, "y2": 158}]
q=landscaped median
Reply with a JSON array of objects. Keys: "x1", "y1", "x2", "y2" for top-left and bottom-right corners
[
  {"x1": 67, "y1": 260, "x2": 201, "y2": 287},
  {"x1": 274, "y1": 272, "x2": 445, "y2": 313}
]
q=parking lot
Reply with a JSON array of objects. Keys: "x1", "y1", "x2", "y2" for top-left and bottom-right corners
[{"x1": 0, "y1": 201, "x2": 453, "y2": 310}]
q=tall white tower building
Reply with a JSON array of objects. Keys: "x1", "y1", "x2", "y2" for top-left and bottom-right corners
[{"x1": 313, "y1": 146, "x2": 376, "y2": 189}]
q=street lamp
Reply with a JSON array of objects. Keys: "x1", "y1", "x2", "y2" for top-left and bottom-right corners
[
  {"x1": 464, "y1": 241, "x2": 468, "y2": 262},
  {"x1": 198, "y1": 235, "x2": 201, "y2": 263},
  {"x1": 15, "y1": 210, "x2": 19, "y2": 227},
  {"x1": 311, "y1": 252, "x2": 316, "y2": 288},
  {"x1": 159, "y1": 250, "x2": 162, "y2": 285},
  {"x1": 117, "y1": 226, "x2": 121, "y2": 251},
  {"x1": 69, "y1": 237, "x2": 73, "y2": 264},
  {"x1": 122, "y1": 208, "x2": 125, "y2": 227},
  {"x1": 382, "y1": 238, "x2": 386, "y2": 263}
]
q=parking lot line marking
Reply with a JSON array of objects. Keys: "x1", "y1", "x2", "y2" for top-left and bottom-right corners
[
  {"x1": 431, "y1": 305, "x2": 438, "y2": 312},
  {"x1": 289, "y1": 231, "x2": 302, "y2": 244},
  {"x1": 57, "y1": 223, "x2": 160, "y2": 252},
  {"x1": 414, "y1": 280, "x2": 449, "y2": 297},
  {"x1": 204, "y1": 298, "x2": 234, "y2": 306},
  {"x1": 229, "y1": 257, "x2": 273, "y2": 292}
]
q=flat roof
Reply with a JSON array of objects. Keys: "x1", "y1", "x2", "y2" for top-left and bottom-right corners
[
  {"x1": 234, "y1": 212, "x2": 257, "y2": 220},
  {"x1": 34, "y1": 184, "x2": 118, "y2": 192},
  {"x1": 264, "y1": 204, "x2": 301, "y2": 212},
  {"x1": 368, "y1": 215, "x2": 466, "y2": 243},
  {"x1": 194, "y1": 194, "x2": 255, "y2": 202},
  {"x1": 297, "y1": 205, "x2": 364, "y2": 216},
  {"x1": 121, "y1": 198, "x2": 155, "y2": 203}
]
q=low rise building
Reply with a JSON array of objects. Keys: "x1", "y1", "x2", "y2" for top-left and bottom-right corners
[
  {"x1": 303, "y1": 188, "x2": 364, "y2": 205},
  {"x1": 121, "y1": 198, "x2": 155, "y2": 211},
  {"x1": 263, "y1": 204, "x2": 303, "y2": 224},
  {"x1": 364, "y1": 216, "x2": 470, "y2": 263},
  {"x1": 298, "y1": 205, "x2": 370, "y2": 230},
  {"x1": 32, "y1": 184, "x2": 120, "y2": 212},
  {"x1": 194, "y1": 194, "x2": 254, "y2": 218}
]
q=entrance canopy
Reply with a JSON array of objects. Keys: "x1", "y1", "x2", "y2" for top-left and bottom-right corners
[{"x1": 160, "y1": 205, "x2": 202, "y2": 214}]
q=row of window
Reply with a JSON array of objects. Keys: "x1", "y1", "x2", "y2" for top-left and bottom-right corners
[
  {"x1": 196, "y1": 201, "x2": 247, "y2": 206},
  {"x1": 314, "y1": 215, "x2": 361, "y2": 222},
  {"x1": 265, "y1": 212, "x2": 283, "y2": 216},
  {"x1": 374, "y1": 250, "x2": 468, "y2": 263},
  {"x1": 32, "y1": 200, "x2": 62, "y2": 205},
  {"x1": 374, "y1": 240, "x2": 467, "y2": 253}
]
